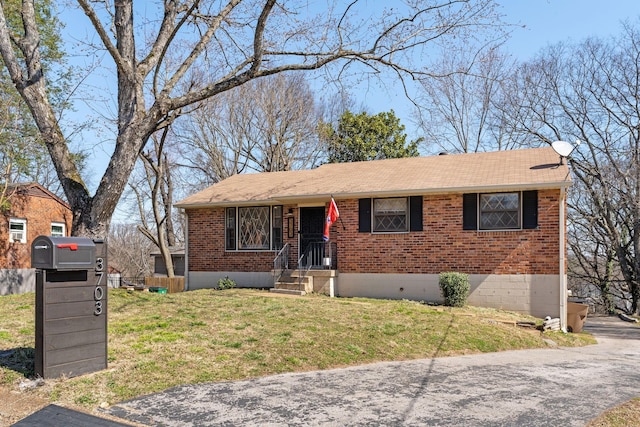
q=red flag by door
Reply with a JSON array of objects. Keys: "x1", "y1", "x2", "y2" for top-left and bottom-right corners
[{"x1": 323, "y1": 198, "x2": 340, "y2": 241}]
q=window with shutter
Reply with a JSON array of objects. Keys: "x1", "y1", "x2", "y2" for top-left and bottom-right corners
[
  {"x1": 373, "y1": 198, "x2": 408, "y2": 232},
  {"x1": 462, "y1": 191, "x2": 538, "y2": 231},
  {"x1": 358, "y1": 196, "x2": 423, "y2": 233},
  {"x1": 480, "y1": 193, "x2": 520, "y2": 230}
]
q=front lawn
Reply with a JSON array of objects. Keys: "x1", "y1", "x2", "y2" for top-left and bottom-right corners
[{"x1": 0, "y1": 288, "x2": 594, "y2": 412}]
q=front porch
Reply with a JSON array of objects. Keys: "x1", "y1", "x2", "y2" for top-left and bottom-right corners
[
  {"x1": 271, "y1": 241, "x2": 338, "y2": 296},
  {"x1": 270, "y1": 268, "x2": 339, "y2": 296}
]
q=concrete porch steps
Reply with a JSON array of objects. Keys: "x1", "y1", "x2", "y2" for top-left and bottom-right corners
[
  {"x1": 270, "y1": 269, "x2": 339, "y2": 296},
  {"x1": 271, "y1": 270, "x2": 311, "y2": 295},
  {"x1": 269, "y1": 288, "x2": 307, "y2": 296}
]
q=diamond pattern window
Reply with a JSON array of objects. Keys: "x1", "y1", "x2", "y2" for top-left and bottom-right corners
[
  {"x1": 373, "y1": 197, "x2": 408, "y2": 232},
  {"x1": 238, "y1": 206, "x2": 271, "y2": 250},
  {"x1": 480, "y1": 193, "x2": 520, "y2": 230}
]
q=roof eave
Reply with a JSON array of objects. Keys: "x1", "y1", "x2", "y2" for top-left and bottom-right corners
[
  {"x1": 175, "y1": 198, "x2": 282, "y2": 209},
  {"x1": 309, "y1": 181, "x2": 573, "y2": 200},
  {"x1": 176, "y1": 180, "x2": 572, "y2": 209}
]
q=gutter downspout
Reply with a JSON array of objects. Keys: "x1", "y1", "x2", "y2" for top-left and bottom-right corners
[
  {"x1": 559, "y1": 186, "x2": 567, "y2": 331},
  {"x1": 183, "y1": 210, "x2": 189, "y2": 291}
]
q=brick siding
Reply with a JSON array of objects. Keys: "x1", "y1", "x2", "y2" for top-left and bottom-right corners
[
  {"x1": 187, "y1": 207, "x2": 295, "y2": 273},
  {"x1": 187, "y1": 190, "x2": 562, "y2": 276},
  {"x1": 0, "y1": 193, "x2": 73, "y2": 269}
]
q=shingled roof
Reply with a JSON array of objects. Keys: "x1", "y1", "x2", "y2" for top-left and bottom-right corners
[
  {"x1": 175, "y1": 147, "x2": 572, "y2": 208},
  {"x1": 8, "y1": 182, "x2": 70, "y2": 209}
]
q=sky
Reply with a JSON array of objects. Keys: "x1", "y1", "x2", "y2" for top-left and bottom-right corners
[
  {"x1": 360, "y1": 0, "x2": 640, "y2": 142},
  {"x1": 53, "y1": 1, "x2": 640, "y2": 221},
  {"x1": 499, "y1": 0, "x2": 637, "y2": 60}
]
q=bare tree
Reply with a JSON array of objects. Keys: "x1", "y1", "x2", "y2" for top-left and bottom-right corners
[
  {"x1": 415, "y1": 46, "x2": 519, "y2": 154},
  {"x1": 0, "y1": 0, "x2": 504, "y2": 238},
  {"x1": 129, "y1": 128, "x2": 180, "y2": 277},
  {"x1": 108, "y1": 223, "x2": 154, "y2": 279},
  {"x1": 567, "y1": 177, "x2": 617, "y2": 314},
  {"x1": 506, "y1": 22, "x2": 640, "y2": 313},
  {"x1": 177, "y1": 72, "x2": 324, "y2": 188}
]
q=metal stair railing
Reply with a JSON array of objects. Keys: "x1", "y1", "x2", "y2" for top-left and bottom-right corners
[
  {"x1": 272, "y1": 243, "x2": 290, "y2": 286},
  {"x1": 297, "y1": 246, "x2": 313, "y2": 291},
  {"x1": 297, "y1": 242, "x2": 338, "y2": 290}
]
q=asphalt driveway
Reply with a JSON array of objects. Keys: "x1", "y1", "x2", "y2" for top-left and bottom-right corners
[{"x1": 106, "y1": 316, "x2": 640, "y2": 426}]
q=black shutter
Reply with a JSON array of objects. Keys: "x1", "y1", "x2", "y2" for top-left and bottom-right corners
[
  {"x1": 522, "y1": 190, "x2": 538, "y2": 229},
  {"x1": 409, "y1": 196, "x2": 423, "y2": 231},
  {"x1": 463, "y1": 194, "x2": 477, "y2": 230},
  {"x1": 358, "y1": 198, "x2": 371, "y2": 232}
]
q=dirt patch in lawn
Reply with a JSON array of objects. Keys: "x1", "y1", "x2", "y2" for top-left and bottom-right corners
[{"x1": 0, "y1": 386, "x2": 48, "y2": 426}]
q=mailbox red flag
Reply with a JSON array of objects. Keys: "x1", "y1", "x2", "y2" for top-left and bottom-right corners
[{"x1": 323, "y1": 198, "x2": 339, "y2": 241}]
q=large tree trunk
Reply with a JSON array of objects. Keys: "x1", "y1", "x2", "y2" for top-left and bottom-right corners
[{"x1": 0, "y1": 0, "x2": 502, "y2": 239}]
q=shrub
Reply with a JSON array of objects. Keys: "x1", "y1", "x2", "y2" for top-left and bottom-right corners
[
  {"x1": 439, "y1": 272, "x2": 470, "y2": 307},
  {"x1": 217, "y1": 276, "x2": 237, "y2": 290}
]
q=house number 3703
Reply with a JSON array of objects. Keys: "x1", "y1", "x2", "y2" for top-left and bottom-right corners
[{"x1": 94, "y1": 257, "x2": 105, "y2": 316}]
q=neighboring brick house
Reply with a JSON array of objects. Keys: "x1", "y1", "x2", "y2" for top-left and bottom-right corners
[
  {"x1": 175, "y1": 147, "x2": 572, "y2": 324},
  {"x1": 0, "y1": 183, "x2": 72, "y2": 295}
]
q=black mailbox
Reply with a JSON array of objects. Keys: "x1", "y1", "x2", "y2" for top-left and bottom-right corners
[
  {"x1": 31, "y1": 236, "x2": 95, "y2": 270},
  {"x1": 32, "y1": 236, "x2": 107, "y2": 379}
]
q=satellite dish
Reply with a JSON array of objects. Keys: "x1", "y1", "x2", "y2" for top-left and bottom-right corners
[{"x1": 551, "y1": 140, "x2": 580, "y2": 165}]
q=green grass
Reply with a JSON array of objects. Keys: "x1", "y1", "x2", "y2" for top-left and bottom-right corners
[{"x1": 0, "y1": 288, "x2": 595, "y2": 411}]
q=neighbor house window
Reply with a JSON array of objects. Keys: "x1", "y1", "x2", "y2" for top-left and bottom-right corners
[
  {"x1": 463, "y1": 191, "x2": 538, "y2": 231},
  {"x1": 373, "y1": 197, "x2": 408, "y2": 232},
  {"x1": 9, "y1": 218, "x2": 26, "y2": 243},
  {"x1": 51, "y1": 222, "x2": 66, "y2": 237},
  {"x1": 226, "y1": 206, "x2": 283, "y2": 251}
]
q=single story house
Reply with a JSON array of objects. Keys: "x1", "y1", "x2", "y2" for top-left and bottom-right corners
[
  {"x1": 0, "y1": 182, "x2": 72, "y2": 295},
  {"x1": 175, "y1": 147, "x2": 572, "y2": 326}
]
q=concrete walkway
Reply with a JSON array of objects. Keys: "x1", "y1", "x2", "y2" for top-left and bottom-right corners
[{"x1": 106, "y1": 317, "x2": 640, "y2": 426}]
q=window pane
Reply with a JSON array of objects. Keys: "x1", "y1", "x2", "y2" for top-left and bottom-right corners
[
  {"x1": 373, "y1": 198, "x2": 408, "y2": 232},
  {"x1": 225, "y1": 207, "x2": 236, "y2": 250},
  {"x1": 51, "y1": 223, "x2": 65, "y2": 237},
  {"x1": 480, "y1": 211, "x2": 519, "y2": 229},
  {"x1": 9, "y1": 219, "x2": 26, "y2": 243},
  {"x1": 239, "y1": 207, "x2": 270, "y2": 250},
  {"x1": 272, "y1": 206, "x2": 283, "y2": 250},
  {"x1": 481, "y1": 193, "x2": 519, "y2": 211},
  {"x1": 375, "y1": 198, "x2": 407, "y2": 213},
  {"x1": 9, "y1": 222, "x2": 24, "y2": 231},
  {"x1": 480, "y1": 193, "x2": 520, "y2": 229}
]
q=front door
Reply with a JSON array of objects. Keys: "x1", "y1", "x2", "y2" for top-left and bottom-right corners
[{"x1": 299, "y1": 206, "x2": 325, "y2": 266}]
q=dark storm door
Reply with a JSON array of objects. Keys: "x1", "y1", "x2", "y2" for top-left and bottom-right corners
[{"x1": 299, "y1": 206, "x2": 325, "y2": 267}]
